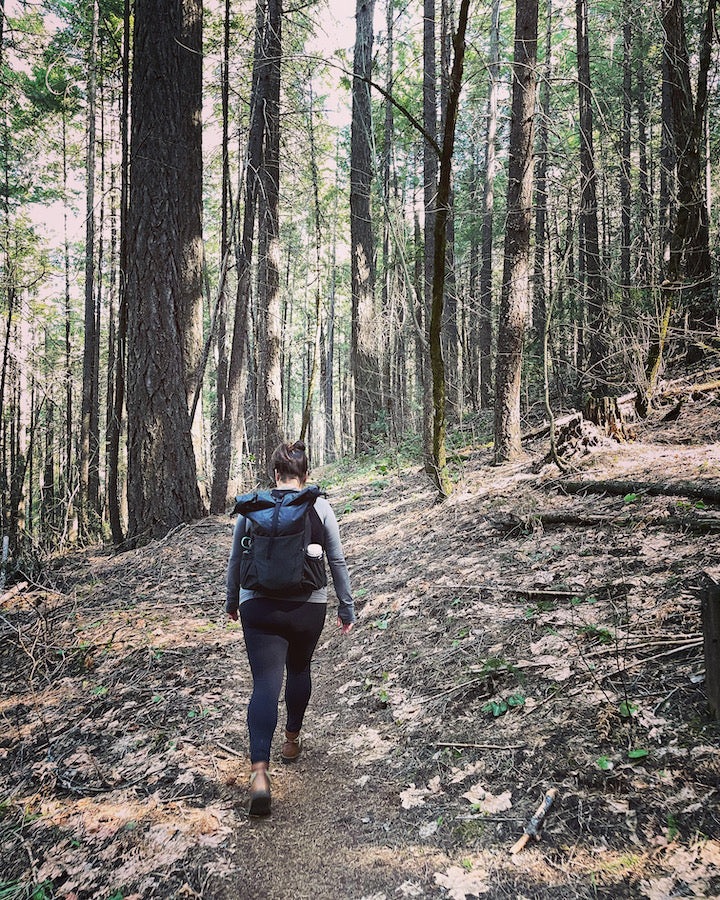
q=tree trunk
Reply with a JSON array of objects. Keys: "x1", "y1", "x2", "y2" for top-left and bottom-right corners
[
  {"x1": 466, "y1": 158, "x2": 480, "y2": 409},
  {"x1": 300, "y1": 80, "x2": 324, "y2": 446},
  {"x1": 421, "y1": 0, "x2": 437, "y2": 471},
  {"x1": 350, "y1": 0, "x2": 379, "y2": 452},
  {"x1": 8, "y1": 314, "x2": 31, "y2": 553},
  {"x1": 478, "y1": 0, "x2": 500, "y2": 409},
  {"x1": 324, "y1": 136, "x2": 340, "y2": 461},
  {"x1": 92, "y1": 63, "x2": 106, "y2": 521},
  {"x1": 493, "y1": 0, "x2": 539, "y2": 462},
  {"x1": 533, "y1": 0, "x2": 552, "y2": 347},
  {"x1": 214, "y1": 0, "x2": 231, "y2": 489},
  {"x1": 659, "y1": 38, "x2": 676, "y2": 264},
  {"x1": 636, "y1": 47, "x2": 652, "y2": 285},
  {"x1": 576, "y1": 0, "x2": 605, "y2": 381},
  {"x1": 413, "y1": 201, "x2": 425, "y2": 421},
  {"x1": 210, "y1": 0, "x2": 267, "y2": 513},
  {"x1": 61, "y1": 111, "x2": 76, "y2": 540},
  {"x1": 105, "y1": 158, "x2": 117, "y2": 524},
  {"x1": 640, "y1": 0, "x2": 717, "y2": 413},
  {"x1": 125, "y1": 0, "x2": 205, "y2": 542},
  {"x1": 107, "y1": 0, "x2": 130, "y2": 546},
  {"x1": 256, "y1": 0, "x2": 284, "y2": 478},
  {"x1": 661, "y1": 0, "x2": 716, "y2": 363},
  {"x1": 429, "y1": 0, "x2": 471, "y2": 498},
  {"x1": 42, "y1": 329, "x2": 57, "y2": 542},
  {"x1": 380, "y1": 0, "x2": 394, "y2": 437},
  {"x1": 620, "y1": 6, "x2": 631, "y2": 307},
  {"x1": 0, "y1": 286, "x2": 13, "y2": 534},
  {"x1": 79, "y1": 0, "x2": 98, "y2": 539},
  {"x1": 439, "y1": 0, "x2": 459, "y2": 420}
]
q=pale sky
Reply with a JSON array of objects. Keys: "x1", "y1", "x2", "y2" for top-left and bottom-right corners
[{"x1": 5, "y1": 0, "x2": 363, "y2": 259}]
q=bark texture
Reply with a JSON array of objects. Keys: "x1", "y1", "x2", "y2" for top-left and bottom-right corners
[
  {"x1": 576, "y1": 0, "x2": 605, "y2": 380},
  {"x1": 256, "y1": 0, "x2": 284, "y2": 478},
  {"x1": 661, "y1": 0, "x2": 716, "y2": 360},
  {"x1": 493, "y1": 0, "x2": 539, "y2": 462},
  {"x1": 478, "y1": 0, "x2": 501, "y2": 409},
  {"x1": 210, "y1": 0, "x2": 267, "y2": 513},
  {"x1": 421, "y1": 0, "x2": 437, "y2": 472},
  {"x1": 125, "y1": 0, "x2": 205, "y2": 541},
  {"x1": 429, "y1": 0, "x2": 471, "y2": 498},
  {"x1": 350, "y1": 0, "x2": 379, "y2": 451}
]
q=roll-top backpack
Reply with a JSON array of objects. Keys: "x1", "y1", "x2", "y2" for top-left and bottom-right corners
[{"x1": 233, "y1": 485, "x2": 328, "y2": 597}]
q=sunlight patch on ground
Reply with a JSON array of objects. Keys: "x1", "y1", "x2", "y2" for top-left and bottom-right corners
[
  {"x1": 341, "y1": 725, "x2": 396, "y2": 764},
  {"x1": 33, "y1": 792, "x2": 237, "y2": 895}
]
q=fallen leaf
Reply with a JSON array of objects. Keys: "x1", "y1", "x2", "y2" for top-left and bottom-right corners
[
  {"x1": 398, "y1": 881, "x2": 425, "y2": 897},
  {"x1": 419, "y1": 820, "x2": 438, "y2": 838},
  {"x1": 400, "y1": 785, "x2": 431, "y2": 809},
  {"x1": 434, "y1": 865, "x2": 489, "y2": 899},
  {"x1": 639, "y1": 877, "x2": 678, "y2": 900},
  {"x1": 345, "y1": 726, "x2": 395, "y2": 764},
  {"x1": 427, "y1": 775, "x2": 442, "y2": 793},
  {"x1": 448, "y1": 761, "x2": 485, "y2": 784},
  {"x1": 462, "y1": 783, "x2": 512, "y2": 813}
]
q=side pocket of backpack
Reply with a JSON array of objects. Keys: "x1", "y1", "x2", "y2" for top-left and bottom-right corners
[
  {"x1": 301, "y1": 552, "x2": 328, "y2": 592},
  {"x1": 238, "y1": 548, "x2": 259, "y2": 591}
]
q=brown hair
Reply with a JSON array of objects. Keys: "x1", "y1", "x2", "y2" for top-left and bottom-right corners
[{"x1": 271, "y1": 441, "x2": 309, "y2": 481}]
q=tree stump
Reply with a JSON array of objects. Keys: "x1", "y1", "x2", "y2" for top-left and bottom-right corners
[
  {"x1": 701, "y1": 571, "x2": 720, "y2": 721},
  {"x1": 582, "y1": 396, "x2": 635, "y2": 441}
]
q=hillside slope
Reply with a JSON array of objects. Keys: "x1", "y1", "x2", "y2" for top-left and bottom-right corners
[{"x1": 1, "y1": 401, "x2": 719, "y2": 900}]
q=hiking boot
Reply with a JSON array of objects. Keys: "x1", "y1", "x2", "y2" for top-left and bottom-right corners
[
  {"x1": 281, "y1": 730, "x2": 302, "y2": 763},
  {"x1": 248, "y1": 763, "x2": 271, "y2": 816}
]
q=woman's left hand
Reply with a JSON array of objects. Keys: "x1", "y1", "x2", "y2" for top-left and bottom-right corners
[{"x1": 337, "y1": 616, "x2": 353, "y2": 635}]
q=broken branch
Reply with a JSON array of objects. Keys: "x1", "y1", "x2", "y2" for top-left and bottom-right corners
[{"x1": 510, "y1": 787, "x2": 558, "y2": 854}]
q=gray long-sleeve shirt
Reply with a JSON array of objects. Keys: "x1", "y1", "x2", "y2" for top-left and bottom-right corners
[{"x1": 225, "y1": 494, "x2": 355, "y2": 624}]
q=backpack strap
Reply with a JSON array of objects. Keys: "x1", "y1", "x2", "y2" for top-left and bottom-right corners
[
  {"x1": 308, "y1": 506, "x2": 323, "y2": 545},
  {"x1": 241, "y1": 516, "x2": 252, "y2": 550}
]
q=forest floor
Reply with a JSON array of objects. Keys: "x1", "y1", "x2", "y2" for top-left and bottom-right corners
[{"x1": 2, "y1": 367, "x2": 720, "y2": 900}]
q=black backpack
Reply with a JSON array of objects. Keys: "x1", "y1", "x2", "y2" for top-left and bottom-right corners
[{"x1": 233, "y1": 485, "x2": 328, "y2": 597}]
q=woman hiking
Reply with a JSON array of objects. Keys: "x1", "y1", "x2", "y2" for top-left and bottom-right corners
[{"x1": 226, "y1": 441, "x2": 355, "y2": 816}]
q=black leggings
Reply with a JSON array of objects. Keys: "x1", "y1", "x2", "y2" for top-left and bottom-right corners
[{"x1": 239, "y1": 597, "x2": 327, "y2": 764}]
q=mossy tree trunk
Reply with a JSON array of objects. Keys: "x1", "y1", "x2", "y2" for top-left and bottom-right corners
[{"x1": 428, "y1": 0, "x2": 470, "y2": 499}]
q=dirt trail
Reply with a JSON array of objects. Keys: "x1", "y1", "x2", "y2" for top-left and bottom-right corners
[{"x1": 2, "y1": 406, "x2": 720, "y2": 899}]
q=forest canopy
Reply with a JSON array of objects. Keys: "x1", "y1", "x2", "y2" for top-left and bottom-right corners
[{"x1": 0, "y1": 0, "x2": 718, "y2": 559}]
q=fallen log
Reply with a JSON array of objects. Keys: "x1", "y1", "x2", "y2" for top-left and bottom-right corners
[
  {"x1": 558, "y1": 478, "x2": 720, "y2": 506},
  {"x1": 658, "y1": 378, "x2": 720, "y2": 400},
  {"x1": 487, "y1": 510, "x2": 720, "y2": 534},
  {"x1": 522, "y1": 412, "x2": 582, "y2": 443}
]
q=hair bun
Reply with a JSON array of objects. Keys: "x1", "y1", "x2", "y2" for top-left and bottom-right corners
[{"x1": 271, "y1": 440, "x2": 308, "y2": 480}]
